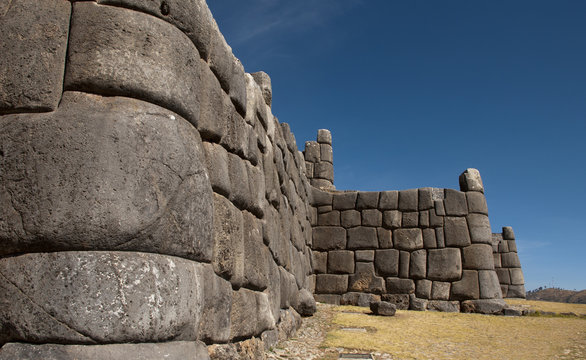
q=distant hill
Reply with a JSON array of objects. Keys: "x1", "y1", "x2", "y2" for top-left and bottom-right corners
[{"x1": 526, "y1": 288, "x2": 586, "y2": 304}]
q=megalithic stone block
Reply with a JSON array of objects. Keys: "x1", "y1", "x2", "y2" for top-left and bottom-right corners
[
  {"x1": 1, "y1": 0, "x2": 70, "y2": 112},
  {"x1": 459, "y1": 168, "x2": 484, "y2": 193},
  {"x1": 251, "y1": 71, "x2": 272, "y2": 107},
  {"x1": 0, "y1": 252, "x2": 205, "y2": 344},
  {"x1": 65, "y1": 2, "x2": 202, "y2": 126},
  {"x1": 450, "y1": 270, "x2": 480, "y2": 300},
  {"x1": 0, "y1": 92, "x2": 213, "y2": 261},
  {"x1": 479, "y1": 270, "x2": 502, "y2": 299},
  {"x1": 502, "y1": 226, "x2": 516, "y2": 240},
  {"x1": 0, "y1": 342, "x2": 211, "y2": 360},
  {"x1": 348, "y1": 263, "x2": 385, "y2": 294},
  {"x1": 462, "y1": 244, "x2": 495, "y2": 270},
  {"x1": 427, "y1": 248, "x2": 462, "y2": 281},
  {"x1": 317, "y1": 129, "x2": 332, "y2": 144}
]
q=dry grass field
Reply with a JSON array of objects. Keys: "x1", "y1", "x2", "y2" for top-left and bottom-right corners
[{"x1": 320, "y1": 301, "x2": 585, "y2": 360}]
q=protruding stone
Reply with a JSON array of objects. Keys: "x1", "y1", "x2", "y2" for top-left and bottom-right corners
[
  {"x1": 370, "y1": 301, "x2": 396, "y2": 316},
  {"x1": 502, "y1": 226, "x2": 516, "y2": 240},
  {"x1": 293, "y1": 289, "x2": 316, "y2": 317},
  {"x1": 1, "y1": 0, "x2": 71, "y2": 113},
  {"x1": 374, "y1": 249, "x2": 400, "y2": 277},
  {"x1": 393, "y1": 229, "x2": 423, "y2": 251},
  {"x1": 427, "y1": 248, "x2": 462, "y2": 281},
  {"x1": 317, "y1": 129, "x2": 332, "y2": 144},
  {"x1": 459, "y1": 168, "x2": 484, "y2": 193}
]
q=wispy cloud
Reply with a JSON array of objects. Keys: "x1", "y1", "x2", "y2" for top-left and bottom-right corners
[{"x1": 224, "y1": 0, "x2": 364, "y2": 46}]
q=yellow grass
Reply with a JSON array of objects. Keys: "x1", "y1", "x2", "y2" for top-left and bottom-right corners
[
  {"x1": 505, "y1": 298, "x2": 586, "y2": 315},
  {"x1": 322, "y1": 305, "x2": 585, "y2": 360}
]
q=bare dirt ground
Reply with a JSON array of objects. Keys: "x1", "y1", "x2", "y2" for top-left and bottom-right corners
[{"x1": 265, "y1": 301, "x2": 586, "y2": 360}]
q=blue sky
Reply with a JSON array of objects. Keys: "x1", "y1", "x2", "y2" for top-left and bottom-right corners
[{"x1": 208, "y1": 0, "x2": 586, "y2": 291}]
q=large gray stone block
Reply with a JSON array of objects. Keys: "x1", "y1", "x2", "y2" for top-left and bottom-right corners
[
  {"x1": 467, "y1": 214, "x2": 492, "y2": 244},
  {"x1": 501, "y1": 253, "x2": 521, "y2": 268},
  {"x1": 242, "y1": 212, "x2": 269, "y2": 290},
  {"x1": 462, "y1": 244, "x2": 495, "y2": 270},
  {"x1": 320, "y1": 144, "x2": 333, "y2": 163},
  {"x1": 450, "y1": 270, "x2": 480, "y2": 300},
  {"x1": 398, "y1": 189, "x2": 418, "y2": 211},
  {"x1": 333, "y1": 192, "x2": 357, "y2": 210},
  {"x1": 356, "y1": 250, "x2": 375, "y2": 262},
  {"x1": 459, "y1": 168, "x2": 484, "y2": 193},
  {"x1": 294, "y1": 289, "x2": 316, "y2": 317},
  {"x1": 0, "y1": 252, "x2": 204, "y2": 344},
  {"x1": 410, "y1": 250, "x2": 427, "y2": 279},
  {"x1": 348, "y1": 262, "x2": 385, "y2": 294},
  {"x1": 444, "y1": 189, "x2": 468, "y2": 216},
  {"x1": 347, "y1": 227, "x2": 379, "y2": 249},
  {"x1": 479, "y1": 270, "x2": 502, "y2": 299},
  {"x1": 423, "y1": 228, "x2": 437, "y2": 249},
  {"x1": 327, "y1": 250, "x2": 355, "y2": 274},
  {"x1": 393, "y1": 229, "x2": 423, "y2": 251},
  {"x1": 341, "y1": 292, "x2": 381, "y2": 307},
  {"x1": 317, "y1": 129, "x2": 332, "y2": 144},
  {"x1": 466, "y1": 192, "x2": 488, "y2": 215},
  {"x1": 444, "y1": 217, "x2": 471, "y2": 247},
  {"x1": 370, "y1": 301, "x2": 396, "y2": 316},
  {"x1": 431, "y1": 281, "x2": 451, "y2": 300},
  {"x1": 382, "y1": 210, "x2": 402, "y2": 229},
  {"x1": 402, "y1": 212, "x2": 419, "y2": 228},
  {"x1": 507, "y1": 285, "x2": 526, "y2": 298},
  {"x1": 502, "y1": 226, "x2": 516, "y2": 240},
  {"x1": 415, "y1": 279, "x2": 432, "y2": 299},
  {"x1": 496, "y1": 268, "x2": 511, "y2": 284},
  {"x1": 65, "y1": 2, "x2": 201, "y2": 125},
  {"x1": 0, "y1": 92, "x2": 212, "y2": 260},
  {"x1": 311, "y1": 188, "x2": 333, "y2": 206},
  {"x1": 418, "y1": 188, "x2": 434, "y2": 210},
  {"x1": 362, "y1": 209, "x2": 383, "y2": 227},
  {"x1": 427, "y1": 248, "x2": 462, "y2": 281},
  {"x1": 197, "y1": 62, "x2": 227, "y2": 141},
  {"x1": 251, "y1": 71, "x2": 272, "y2": 107},
  {"x1": 312, "y1": 227, "x2": 346, "y2": 251},
  {"x1": 203, "y1": 141, "x2": 231, "y2": 197},
  {"x1": 304, "y1": 141, "x2": 320, "y2": 163},
  {"x1": 230, "y1": 289, "x2": 275, "y2": 340},
  {"x1": 213, "y1": 194, "x2": 244, "y2": 287},
  {"x1": 315, "y1": 274, "x2": 348, "y2": 294},
  {"x1": 377, "y1": 228, "x2": 393, "y2": 248},
  {"x1": 399, "y1": 251, "x2": 410, "y2": 278},
  {"x1": 312, "y1": 251, "x2": 328, "y2": 274},
  {"x1": 374, "y1": 249, "x2": 400, "y2": 277},
  {"x1": 341, "y1": 210, "x2": 361, "y2": 228},
  {"x1": 356, "y1": 192, "x2": 380, "y2": 210},
  {"x1": 379, "y1": 191, "x2": 398, "y2": 210},
  {"x1": 509, "y1": 268, "x2": 525, "y2": 285},
  {"x1": 318, "y1": 211, "x2": 340, "y2": 226},
  {"x1": 197, "y1": 265, "x2": 232, "y2": 344},
  {"x1": 0, "y1": 342, "x2": 210, "y2": 360},
  {"x1": 0, "y1": 0, "x2": 71, "y2": 113}
]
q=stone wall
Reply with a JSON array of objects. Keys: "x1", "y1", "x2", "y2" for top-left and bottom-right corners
[
  {"x1": 304, "y1": 130, "x2": 335, "y2": 190},
  {"x1": 492, "y1": 227, "x2": 526, "y2": 298},
  {"x1": 308, "y1": 132, "x2": 507, "y2": 313},
  {"x1": 1, "y1": 0, "x2": 314, "y2": 358}
]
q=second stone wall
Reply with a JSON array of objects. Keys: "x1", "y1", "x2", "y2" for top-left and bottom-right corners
[
  {"x1": 492, "y1": 227, "x2": 526, "y2": 298},
  {"x1": 309, "y1": 166, "x2": 506, "y2": 313}
]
